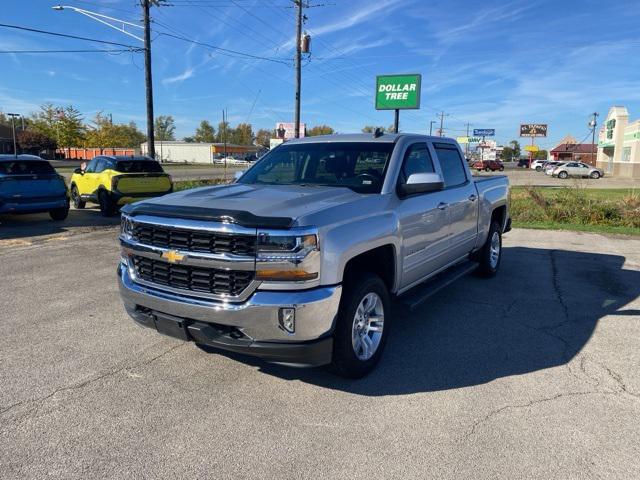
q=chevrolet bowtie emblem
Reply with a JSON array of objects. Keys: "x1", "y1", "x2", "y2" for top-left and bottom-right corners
[{"x1": 162, "y1": 250, "x2": 185, "y2": 263}]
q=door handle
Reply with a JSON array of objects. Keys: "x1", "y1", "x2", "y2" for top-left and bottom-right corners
[
  {"x1": 468, "y1": 194, "x2": 478, "y2": 202},
  {"x1": 437, "y1": 202, "x2": 449, "y2": 210}
]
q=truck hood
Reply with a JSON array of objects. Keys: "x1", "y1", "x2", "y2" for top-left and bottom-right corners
[{"x1": 123, "y1": 183, "x2": 364, "y2": 228}]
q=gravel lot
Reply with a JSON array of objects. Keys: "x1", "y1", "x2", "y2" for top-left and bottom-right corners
[{"x1": 1, "y1": 223, "x2": 639, "y2": 479}]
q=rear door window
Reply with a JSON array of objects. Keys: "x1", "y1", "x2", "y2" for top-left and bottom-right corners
[
  {"x1": 116, "y1": 161, "x2": 164, "y2": 173},
  {"x1": 0, "y1": 160, "x2": 55, "y2": 175},
  {"x1": 433, "y1": 143, "x2": 468, "y2": 188}
]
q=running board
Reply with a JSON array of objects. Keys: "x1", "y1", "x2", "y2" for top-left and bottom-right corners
[{"x1": 397, "y1": 260, "x2": 479, "y2": 312}]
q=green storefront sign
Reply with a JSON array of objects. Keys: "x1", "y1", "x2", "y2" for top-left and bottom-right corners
[{"x1": 375, "y1": 74, "x2": 422, "y2": 110}]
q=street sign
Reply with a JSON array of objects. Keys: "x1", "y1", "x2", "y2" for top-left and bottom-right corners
[
  {"x1": 458, "y1": 136, "x2": 482, "y2": 144},
  {"x1": 520, "y1": 124, "x2": 548, "y2": 137},
  {"x1": 375, "y1": 74, "x2": 422, "y2": 110},
  {"x1": 524, "y1": 145, "x2": 539, "y2": 152},
  {"x1": 473, "y1": 128, "x2": 495, "y2": 137}
]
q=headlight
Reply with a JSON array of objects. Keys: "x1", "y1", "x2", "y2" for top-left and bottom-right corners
[
  {"x1": 255, "y1": 229, "x2": 320, "y2": 284},
  {"x1": 120, "y1": 215, "x2": 134, "y2": 240}
]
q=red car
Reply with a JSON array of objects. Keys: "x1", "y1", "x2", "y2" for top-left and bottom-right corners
[{"x1": 471, "y1": 160, "x2": 504, "y2": 172}]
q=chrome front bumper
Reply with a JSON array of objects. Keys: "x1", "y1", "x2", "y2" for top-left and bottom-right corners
[{"x1": 118, "y1": 262, "x2": 342, "y2": 344}]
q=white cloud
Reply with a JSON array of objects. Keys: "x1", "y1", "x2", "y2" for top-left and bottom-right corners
[{"x1": 162, "y1": 67, "x2": 195, "y2": 85}]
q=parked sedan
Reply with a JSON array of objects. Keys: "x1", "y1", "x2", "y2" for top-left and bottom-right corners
[
  {"x1": 552, "y1": 162, "x2": 604, "y2": 179},
  {"x1": 0, "y1": 154, "x2": 69, "y2": 220},
  {"x1": 471, "y1": 159, "x2": 504, "y2": 172}
]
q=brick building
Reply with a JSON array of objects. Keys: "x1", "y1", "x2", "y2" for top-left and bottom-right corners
[{"x1": 550, "y1": 135, "x2": 597, "y2": 165}]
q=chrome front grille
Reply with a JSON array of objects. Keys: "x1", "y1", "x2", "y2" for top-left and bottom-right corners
[
  {"x1": 131, "y1": 223, "x2": 256, "y2": 256},
  {"x1": 131, "y1": 255, "x2": 254, "y2": 297}
]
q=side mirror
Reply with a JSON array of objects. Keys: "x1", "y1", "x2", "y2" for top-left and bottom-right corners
[
  {"x1": 73, "y1": 167, "x2": 84, "y2": 175},
  {"x1": 397, "y1": 172, "x2": 444, "y2": 197},
  {"x1": 234, "y1": 170, "x2": 245, "y2": 182}
]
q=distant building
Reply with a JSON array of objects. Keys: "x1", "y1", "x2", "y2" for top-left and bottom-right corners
[
  {"x1": 596, "y1": 106, "x2": 640, "y2": 178},
  {"x1": 550, "y1": 135, "x2": 597, "y2": 165},
  {"x1": 140, "y1": 141, "x2": 260, "y2": 163},
  {"x1": 0, "y1": 125, "x2": 14, "y2": 154}
]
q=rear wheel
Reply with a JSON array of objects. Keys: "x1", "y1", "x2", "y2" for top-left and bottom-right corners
[
  {"x1": 558, "y1": 171, "x2": 568, "y2": 179},
  {"x1": 329, "y1": 272, "x2": 391, "y2": 378},
  {"x1": 71, "y1": 185, "x2": 85, "y2": 209},
  {"x1": 49, "y1": 206, "x2": 69, "y2": 221},
  {"x1": 590, "y1": 171, "x2": 601, "y2": 179},
  {"x1": 475, "y1": 221, "x2": 502, "y2": 278},
  {"x1": 499, "y1": 166, "x2": 504, "y2": 171},
  {"x1": 98, "y1": 190, "x2": 116, "y2": 217},
  {"x1": 484, "y1": 167, "x2": 490, "y2": 172}
]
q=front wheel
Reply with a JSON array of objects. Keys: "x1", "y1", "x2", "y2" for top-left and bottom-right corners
[
  {"x1": 558, "y1": 171, "x2": 568, "y2": 179},
  {"x1": 590, "y1": 171, "x2": 601, "y2": 179},
  {"x1": 329, "y1": 273, "x2": 391, "y2": 378},
  {"x1": 475, "y1": 221, "x2": 502, "y2": 278},
  {"x1": 499, "y1": 166, "x2": 504, "y2": 171},
  {"x1": 71, "y1": 185, "x2": 85, "y2": 209},
  {"x1": 49, "y1": 207, "x2": 69, "y2": 221}
]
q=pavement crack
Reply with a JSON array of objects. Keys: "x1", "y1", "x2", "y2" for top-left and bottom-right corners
[
  {"x1": 463, "y1": 391, "x2": 614, "y2": 440},
  {"x1": 0, "y1": 342, "x2": 185, "y2": 418}
]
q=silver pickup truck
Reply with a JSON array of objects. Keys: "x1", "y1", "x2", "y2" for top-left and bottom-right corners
[{"x1": 118, "y1": 133, "x2": 510, "y2": 377}]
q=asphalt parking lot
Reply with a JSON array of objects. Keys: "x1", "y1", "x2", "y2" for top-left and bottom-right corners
[{"x1": 1, "y1": 223, "x2": 639, "y2": 479}]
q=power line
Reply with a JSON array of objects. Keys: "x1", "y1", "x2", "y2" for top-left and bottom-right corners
[
  {"x1": 157, "y1": 31, "x2": 292, "y2": 65},
  {"x1": 0, "y1": 49, "x2": 140, "y2": 54},
  {"x1": 0, "y1": 23, "x2": 142, "y2": 50}
]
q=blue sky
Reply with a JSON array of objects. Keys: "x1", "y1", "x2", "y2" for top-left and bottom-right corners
[{"x1": 2, "y1": 0, "x2": 640, "y2": 149}]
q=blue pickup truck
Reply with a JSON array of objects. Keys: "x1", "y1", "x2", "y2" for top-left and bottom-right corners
[{"x1": 0, "y1": 154, "x2": 70, "y2": 220}]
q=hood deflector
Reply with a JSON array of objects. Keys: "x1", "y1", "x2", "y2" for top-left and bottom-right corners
[{"x1": 122, "y1": 202, "x2": 294, "y2": 229}]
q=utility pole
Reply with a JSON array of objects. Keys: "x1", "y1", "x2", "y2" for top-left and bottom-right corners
[
  {"x1": 429, "y1": 120, "x2": 436, "y2": 136},
  {"x1": 437, "y1": 111, "x2": 449, "y2": 137},
  {"x1": 589, "y1": 112, "x2": 599, "y2": 164},
  {"x1": 8, "y1": 113, "x2": 19, "y2": 158},
  {"x1": 142, "y1": 0, "x2": 155, "y2": 159},
  {"x1": 293, "y1": 0, "x2": 303, "y2": 138},
  {"x1": 465, "y1": 122, "x2": 472, "y2": 156}
]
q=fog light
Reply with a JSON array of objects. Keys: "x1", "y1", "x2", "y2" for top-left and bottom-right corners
[{"x1": 278, "y1": 308, "x2": 295, "y2": 334}]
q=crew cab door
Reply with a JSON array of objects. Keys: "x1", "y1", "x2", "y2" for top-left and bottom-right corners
[
  {"x1": 396, "y1": 142, "x2": 451, "y2": 289},
  {"x1": 431, "y1": 142, "x2": 479, "y2": 262}
]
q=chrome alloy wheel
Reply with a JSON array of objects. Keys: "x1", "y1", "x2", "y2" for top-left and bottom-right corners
[
  {"x1": 489, "y1": 231, "x2": 501, "y2": 269},
  {"x1": 351, "y1": 292, "x2": 385, "y2": 361}
]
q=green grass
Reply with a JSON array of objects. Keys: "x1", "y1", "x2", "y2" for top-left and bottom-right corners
[
  {"x1": 174, "y1": 178, "x2": 229, "y2": 191},
  {"x1": 511, "y1": 186, "x2": 639, "y2": 201},
  {"x1": 510, "y1": 186, "x2": 640, "y2": 236}
]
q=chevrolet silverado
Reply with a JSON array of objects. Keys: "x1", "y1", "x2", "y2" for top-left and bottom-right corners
[{"x1": 118, "y1": 134, "x2": 510, "y2": 377}]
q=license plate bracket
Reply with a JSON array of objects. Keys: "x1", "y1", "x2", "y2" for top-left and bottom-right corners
[{"x1": 153, "y1": 312, "x2": 189, "y2": 341}]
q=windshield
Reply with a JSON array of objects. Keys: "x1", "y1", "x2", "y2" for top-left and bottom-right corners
[
  {"x1": 0, "y1": 160, "x2": 55, "y2": 175},
  {"x1": 238, "y1": 142, "x2": 393, "y2": 193},
  {"x1": 116, "y1": 160, "x2": 164, "y2": 173}
]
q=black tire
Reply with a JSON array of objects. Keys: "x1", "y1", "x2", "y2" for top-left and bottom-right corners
[
  {"x1": 329, "y1": 272, "x2": 391, "y2": 378},
  {"x1": 70, "y1": 184, "x2": 85, "y2": 209},
  {"x1": 535, "y1": 166, "x2": 542, "y2": 172},
  {"x1": 499, "y1": 166, "x2": 504, "y2": 171},
  {"x1": 590, "y1": 171, "x2": 601, "y2": 179},
  {"x1": 484, "y1": 167, "x2": 490, "y2": 172},
  {"x1": 558, "y1": 171, "x2": 568, "y2": 179},
  {"x1": 49, "y1": 207, "x2": 69, "y2": 221},
  {"x1": 475, "y1": 221, "x2": 502, "y2": 278},
  {"x1": 98, "y1": 190, "x2": 116, "y2": 217}
]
